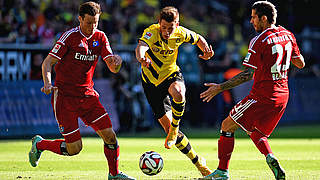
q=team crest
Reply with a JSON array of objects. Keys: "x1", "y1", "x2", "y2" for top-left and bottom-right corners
[
  {"x1": 59, "y1": 125, "x2": 64, "y2": 133},
  {"x1": 144, "y1": 32, "x2": 152, "y2": 39},
  {"x1": 52, "y1": 44, "x2": 61, "y2": 53},
  {"x1": 93, "y1": 40, "x2": 99, "y2": 47},
  {"x1": 176, "y1": 38, "x2": 181, "y2": 43}
]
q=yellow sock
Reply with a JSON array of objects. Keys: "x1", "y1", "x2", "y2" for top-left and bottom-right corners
[
  {"x1": 175, "y1": 132, "x2": 198, "y2": 162},
  {"x1": 171, "y1": 99, "x2": 185, "y2": 126}
]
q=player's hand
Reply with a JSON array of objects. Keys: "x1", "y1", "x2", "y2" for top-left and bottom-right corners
[
  {"x1": 139, "y1": 57, "x2": 152, "y2": 68},
  {"x1": 199, "y1": 45, "x2": 214, "y2": 60},
  {"x1": 41, "y1": 84, "x2": 57, "y2": 95},
  {"x1": 109, "y1": 54, "x2": 122, "y2": 66},
  {"x1": 200, "y1": 83, "x2": 222, "y2": 102}
]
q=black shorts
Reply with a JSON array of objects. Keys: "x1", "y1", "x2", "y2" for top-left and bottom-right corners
[{"x1": 141, "y1": 71, "x2": 185, "y2": 119}]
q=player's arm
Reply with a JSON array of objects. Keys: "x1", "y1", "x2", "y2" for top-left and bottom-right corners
[
  {"x1": 41, "y1": 55, "x2": 58, "y2": 95},
  {"x1": 104, "y1": 55, "x2": 122, "y2": 73},
  {"x1": 292, "y1": 54, "x2": 305, "y2": 69},
  {"x1": 135, "y1": 40, "x2": 151, "y2": 68},
  {"x1": 196, "y1": 35, "x2": 214, "y2": 60},
  {"x1": 200, "y1": 66, "x2": 254, "y2": 102}
]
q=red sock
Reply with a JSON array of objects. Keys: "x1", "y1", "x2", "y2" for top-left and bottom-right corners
[
  {"x1": 218, "y1": 135, "x2": 234, "y2": 170},
  {"x1": 104, "y1": 143, "x2": 119, "y2": 176},
  {"x1": 36, "y1": 139, "x2": 65, "y2": 155},
  {"x1": 250, "y1": 130, "x2": 272, "y2": 156}
]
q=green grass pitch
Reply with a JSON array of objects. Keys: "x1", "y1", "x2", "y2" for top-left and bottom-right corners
[{"x1": 1, "y1": 126, "x2": 320, "y2": 179}]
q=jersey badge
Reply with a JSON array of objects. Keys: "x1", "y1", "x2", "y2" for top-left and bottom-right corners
[
  {"x1": 52, "y1": 44, "x2": 61, "y2": 53},
  {"x1": 144, "y1": 32, "x2": 152, "y2": 39},
  {"x1": 244, "y1": 52, "x2": 251, "y2": 62},
  {"x1": 59, "y1": 125, "x2": 64, "y2": 133},
  {"x1": 93, "y1": 40, "x2": 99, "y2": 47}
]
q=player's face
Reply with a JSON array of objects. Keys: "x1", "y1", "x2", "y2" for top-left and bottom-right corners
[
  {"x1": 250, "y1": 9, "x2": 263, "y2": 33},
  {"x1": 159, "y1": 19, "x2": 179, "y2": 40},
  {"x1": 79, "y1": 14, "x2": 100, "y2": 36}
]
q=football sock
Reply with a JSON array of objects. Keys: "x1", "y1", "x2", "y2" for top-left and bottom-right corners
[
  {"x1": 175, "y1": 132, "x2": 198, "y2": 163},
  {"x1": 171, "y1": 99, "x2": 185, "y2": 126},
  {"x1": 104, "y1": 142, "x2": 119, "y2": 176},
  {"x1": 250, "y1": 130, "x2": 272, "y2": 156},
  {"x1": 36, "y1": 139, "x2": 69, "y2": 155},
  {"x1": 218, "y1": 131, "x2": 234, "y2": 170}
]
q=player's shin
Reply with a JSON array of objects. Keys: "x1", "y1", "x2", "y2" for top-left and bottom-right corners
[
  {"x1": 171, "y1": 99, "x2": 185, "y2": 126},
  {"x1": 165, "y1": 99, "x2": 185, "y2": 149},
  {"x1": 250, "y1": 130, "x2": 272, "y2": 156},
  {"x1": 218, "y1": 131, "x2": 235, "y2": 171},
  {"x1": 104, "y1": 142, "x2": 119, "y2": 176},
  {"x1": 37, "y1": 139, "x2": 69, "y2": 155}
]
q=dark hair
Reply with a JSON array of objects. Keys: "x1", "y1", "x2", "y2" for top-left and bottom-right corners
[
  {"x1": 160, "y1": 6, "x2": 179, "y2": 22},
  {"x1": 79, "y1": 1, "x2": 101, "y2": 18},
  {"x1": 252, "y1": 1, "x2": 277, "y2": 24}
]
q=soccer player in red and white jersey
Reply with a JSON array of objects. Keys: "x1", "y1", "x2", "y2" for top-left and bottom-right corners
[
  {"x1": 28, "y1": 2, "x2": 135, "y2": 179},
  {"x1": 200, "y1": 1, "x2": 305, "y2": 180}
]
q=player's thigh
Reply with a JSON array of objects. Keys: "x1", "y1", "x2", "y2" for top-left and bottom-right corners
[
  {"x1": 229, "y1": 97, "x2": 257, "y2": 134},
  {"x1": 141, "y1": 80, "x2": 171, "y2": 119},
  {"x1": 80, "y1": 96, "x2": 112, "y2": 131},
  {"x1": 52, "y1": 93, "x2": 81, "y2": 143}
]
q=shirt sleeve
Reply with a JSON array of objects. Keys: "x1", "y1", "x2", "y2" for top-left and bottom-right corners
[
  {"x1": 48, "y1": 42, "x2": 68, "y2": 60},
  {"x1": 101, "y1": 32, "x2": 113, "y2": 61},
  {"x1": 139, "y1": 27, "x2": 153, "y2": 47},
  {"x1": 243, "y1": 36, "x2": 259, "y2": 69},
  {"x1": 181, "y1": 26, "x2": 199, "y2": 45}
]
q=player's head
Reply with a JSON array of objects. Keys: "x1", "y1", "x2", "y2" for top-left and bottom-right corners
[
  {"x1": 159, "y1": 6, "x2": 179, "y2": 40},
  {"x1": 78, "y1": 1, "x2": 101, "y2": 36},
  {"x1": 250, "y1": 1, "x2": 277, "y2": 33}
]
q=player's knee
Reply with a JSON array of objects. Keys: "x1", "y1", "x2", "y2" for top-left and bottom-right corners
[
  {"x1": 221, "y1": 118, "x2": 238, "y2": 133},
  {"x1": 169, "y1": 84, "x2": 185, "y2": 102}
]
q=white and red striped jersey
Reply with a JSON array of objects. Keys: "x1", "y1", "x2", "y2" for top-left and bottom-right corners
[
  {"x1": 243, "y1": 26, "x2": 301, "y2": 104},
  {"x1": 49, "y1": 26, "x2": 113, "y2": 97}
]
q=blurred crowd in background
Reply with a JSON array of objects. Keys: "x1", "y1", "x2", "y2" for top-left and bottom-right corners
[{"x1": 0, "y1": 0, "x2": 319, "y2": 131}]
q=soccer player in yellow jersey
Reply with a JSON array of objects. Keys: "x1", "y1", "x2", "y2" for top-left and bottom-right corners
[{"x1": 135, "y1": 6, "x2": 214, "y2": 176}]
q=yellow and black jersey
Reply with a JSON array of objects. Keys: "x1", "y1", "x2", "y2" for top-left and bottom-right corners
[{"x1": 139, "y1": 24, "x2": 199, "y2": 86}]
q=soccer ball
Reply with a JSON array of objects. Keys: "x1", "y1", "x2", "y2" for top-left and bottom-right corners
[{"x1": 139, "y1": 151, "x2": 164, "y2": 176}]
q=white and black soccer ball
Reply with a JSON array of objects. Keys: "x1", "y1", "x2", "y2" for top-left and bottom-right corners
[{"x1": 139, "y1": 151, "x2": 164, "y2": 176}]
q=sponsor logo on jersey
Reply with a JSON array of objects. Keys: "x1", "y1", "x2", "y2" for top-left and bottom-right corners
[
  {"x1": 93, "y1": 40, "x2": 99, "y2": 47},
  {"x1": 144, "y1": 32, "x2": 152, "y2": 39},
  {"x1": 152, "y1": 47, "x2": 160, "y2": 52},
  {"x1": 52, "y1": 44, "x2": 61, "y2": 53},
  {"x1": 75, "y1": 52, "x2": 97, "y2": 61}
]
